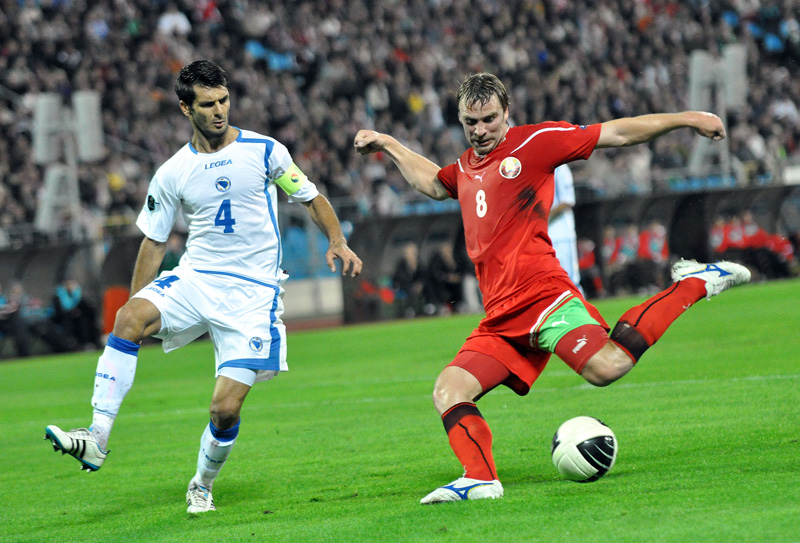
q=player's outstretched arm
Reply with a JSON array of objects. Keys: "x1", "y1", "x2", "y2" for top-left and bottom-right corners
[
  {"x1": 596, "y1": 111, "x2": 725, "y2": 149},
  {"x1": 354, "y1": 130, "x2": 449, "y2": 201},
  {"x1": 303, "y1": 194, "x2": 362, "y2": 277}
]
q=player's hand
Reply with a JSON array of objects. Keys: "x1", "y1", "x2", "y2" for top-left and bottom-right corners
[
  {"x1": 327, "y1": 241, "x2": 363, "y2": 278},
  {"x1": 692, "y1": 112, "x2": 726, "y2": 141},
  {"x1": 354, "y1": 130, "x2": 387, "y2": 155}
]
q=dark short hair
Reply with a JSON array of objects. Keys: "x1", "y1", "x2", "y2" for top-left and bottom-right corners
[
  {"x1": 456, "y1": 73, "x2": 509, "y2": 111},
  {"x1": 175, "y1": 60, "x2": 230, "y2": 105}
]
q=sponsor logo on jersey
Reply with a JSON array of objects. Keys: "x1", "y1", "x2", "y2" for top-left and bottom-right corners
[
  {"x1": 205, "y1": 159, "x2": 232, "y2": 170},
  {"x1": 499, "y1": 157, "x2": 522, "y2": 179},
  {"x1": 96, "y1": 372, "x2": 116, "y2": 381},
  {"x1": 473, "y1": 171, "x2": 486, "y2": 183},
  {"x1": 147, "y1": 195, "x2": 157, "y2": 211},
  {"x1": 249, "y1": 337, "x2": 264, "y2": 352},
  {"x1": 579, "y1": 125, "x2": 587, "y2": 129},
  {"x1": 215, "y1": 177, "x2": 232, "y2": 192}
]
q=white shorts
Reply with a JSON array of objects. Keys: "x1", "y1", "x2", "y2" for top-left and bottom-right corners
[{"x1": 133, "y1": 267, "x2": 288, "y2": 384}]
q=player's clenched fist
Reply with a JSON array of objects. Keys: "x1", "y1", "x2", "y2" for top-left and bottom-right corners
[{"x1": 353, "y1": 130, "x2": 386, "y2": 155}]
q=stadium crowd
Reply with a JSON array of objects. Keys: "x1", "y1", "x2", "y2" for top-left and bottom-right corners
[{"x1": 1, "y1": 0, "x2": 800, "y2": 248}]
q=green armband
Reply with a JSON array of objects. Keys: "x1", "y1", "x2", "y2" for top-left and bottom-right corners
[{"x1": 274, "y1": 162, "x2": 308, "y2": 196}]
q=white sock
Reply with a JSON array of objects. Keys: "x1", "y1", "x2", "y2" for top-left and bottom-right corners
[
  {"x1": 90, "y1": 334, "x2": 139, "y2": 450},
  {"x1": 194, "y1": 420, "x2": 240, "y2": 489}
]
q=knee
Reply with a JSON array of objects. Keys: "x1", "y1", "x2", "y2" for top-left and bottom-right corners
[
  {"x1": 431, "y1": 379, "x2": 453, "y2": 413},
  {"x1": 113, "y1": 303, "x2": 147, "y2": 342},
  {"x1": 209, "y1": 398, "x2": 240, "y2": 430},
  {"x1": 431, "y1": 367, "x2": 481, "y2": 415},
  {"x1": 581, "y1": 344, "x2": 634, "y2": 387}
]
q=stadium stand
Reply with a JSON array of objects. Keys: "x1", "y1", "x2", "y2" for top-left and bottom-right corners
[{"x1": 1, "y1": 1, "x2": 799, "y2": 343}]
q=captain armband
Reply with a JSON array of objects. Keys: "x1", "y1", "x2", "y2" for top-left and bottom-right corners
[{"x1": 274, "y1": 162, "x2": 308, "y2": 196}]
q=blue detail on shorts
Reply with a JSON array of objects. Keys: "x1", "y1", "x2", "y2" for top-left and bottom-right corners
[
  {"x1": 268, "y1": 287, "x2": 281, "y2": 363},
  {"x1": 218, "y1": 358, "x2": 281, "y2": 372},
  {"x1": 107, "y1": 333, "x2": 140, "y2": 355},
  {"x1": 209, "y1": 419, "x2": 240, "y2": 441},
  {"x1": 194, "y1": 267, "x2": 284, "y2": 369}
]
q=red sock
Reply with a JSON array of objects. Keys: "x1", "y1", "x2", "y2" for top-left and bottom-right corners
[
  {"x1": 611, "y1": 278, "x2": 706, "y2": 361},
  {"x1": 441, "y1": 402, "x2": 497, "y2": 481}
]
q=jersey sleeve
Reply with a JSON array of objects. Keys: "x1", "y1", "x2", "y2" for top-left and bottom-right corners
[
  {"x1": 268, "y1": 141, "x2": 320, "y2": 203},
  {"x1": 519, "y1": 122, "x2": 601, "y2": 172},
  {"x1": 437, "y1": 162, "x2": 460, "y2": 199},
  {"x1": 136, "y1": 167, "x2": 180, "y2": 243}
]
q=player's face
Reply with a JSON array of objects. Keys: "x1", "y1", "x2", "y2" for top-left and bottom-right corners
[
  {"x1": 458, "y1": 94, "x2": 509, "y2": 156},
  {"x1": 181, "y1": 85, "x2": 230, "y2": 140}
]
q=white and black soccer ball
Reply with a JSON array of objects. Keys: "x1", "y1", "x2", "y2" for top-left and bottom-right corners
[{"x1": 551, "y1": 416, "x2": 617, "y2": 482}]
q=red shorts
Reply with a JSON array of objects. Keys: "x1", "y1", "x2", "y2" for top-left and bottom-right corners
[{"x1": 449, "y1": 275, "x2": 609, "y2": 396}]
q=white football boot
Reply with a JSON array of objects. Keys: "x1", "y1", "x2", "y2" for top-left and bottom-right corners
[
  {"x1": 44, "y1": 425, "x2": 108, "y2": 472},
  {"x1": 186, "y1": 481, "x2": 216, "y2": 514},
  {"x1": 420, "y1": 477, "x2": 504, "y2": 504},
  {"x1": 671, "y1": 259, "x2": 751, "y2": 300}
]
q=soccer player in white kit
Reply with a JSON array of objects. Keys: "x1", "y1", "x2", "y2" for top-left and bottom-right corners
[
  {"x1": 44, "y1": 60, "x2": 362, "y2": 513},
  {"x1": 549, "y1": 164, "x2": 583, "y2": 294}
]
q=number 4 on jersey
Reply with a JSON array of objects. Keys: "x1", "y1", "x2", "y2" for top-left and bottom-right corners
[{"x1": 215, "y1": 199, "x2": 236, "y2": 233}]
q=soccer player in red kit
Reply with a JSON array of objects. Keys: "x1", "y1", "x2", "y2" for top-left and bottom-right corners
[{"x1": 354, "y1": 73, "x2": 750, "y2": 504}]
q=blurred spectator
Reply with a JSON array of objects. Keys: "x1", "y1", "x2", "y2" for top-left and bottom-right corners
[
  {"x1": 713, "y1": 211, "x2": 794, "y2": 279},
  {"x1": 391, "y1": 241, "x2": 426, "y2": 318},
  {"x1": 3, "y1": 0, "x2": 800, "y2": 246},
  {"x1": 635, "y1": 220, "x2": 671, "y2": 291},
  {"x1": 53, "y1": 279, "x2": 101, "y2": 351},
  {"x1": 424, "y1": 242, "x2": 462, "y2": 315},
  {"x1": 11, "y1": 281, "x2": 77, "y2": 353},
  {"x1": 577, "y1": 238, "x2": 605, "y2": 299},
  {"x1": 0, "y1": 280, "x2": 32, "y2": 358},
  {"x1": 159, "y1": 231, "x2": 186, "y2": 273}
]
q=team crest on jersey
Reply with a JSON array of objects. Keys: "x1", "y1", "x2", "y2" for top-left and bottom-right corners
[
  {"x1": 249, "y1": 337, "x2": 264, "y2": 352},
  {"x1": 499, "y1": 157, "x2": 522, "y2": 179},
  {"x1": 215, "y1": 177, "x2": 231, "y2": 192}
]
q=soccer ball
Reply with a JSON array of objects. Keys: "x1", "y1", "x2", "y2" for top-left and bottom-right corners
[{"x1": 551, "y1": 416, "x2": 617, "y2": 482}]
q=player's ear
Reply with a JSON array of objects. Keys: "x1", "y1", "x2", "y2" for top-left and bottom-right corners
[{"x1": 179, "y1": 100, "x2": 192, "y2": 118}]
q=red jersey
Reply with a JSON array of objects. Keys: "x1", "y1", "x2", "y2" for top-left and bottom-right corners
[{"x1": 437, "y1": 122, "x2": 600, "y2": 314}]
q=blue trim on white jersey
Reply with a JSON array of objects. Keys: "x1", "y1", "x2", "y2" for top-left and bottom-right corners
[
  {"x1": 232, "y1": 134, "x2": 282, "y2": 277},
  {"x1": 187, "y1": 127, "x2": 245, "y2": 155},
  {"x1": 263, "y1": 187, "x2": 282, "y2": 277}
]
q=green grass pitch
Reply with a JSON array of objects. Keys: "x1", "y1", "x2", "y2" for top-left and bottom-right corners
[{"x1": 1, "y1": 279, "x2": 799, "y2": 542}]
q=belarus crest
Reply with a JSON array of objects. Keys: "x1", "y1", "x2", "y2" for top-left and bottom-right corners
[{"x1": 499, "y1": 157, "x2": 522, "y2": 179}]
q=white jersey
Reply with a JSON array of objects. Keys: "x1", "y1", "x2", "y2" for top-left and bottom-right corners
[
  {"x1": 550, "y1": 164, "x2": 582, "y2": 291},
  {"x1": 136, "y1": 128, "x2": 319, "y2": 283},
  {"x1": 550, "y1": 164, "x2": 577, "y2": 244}
]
